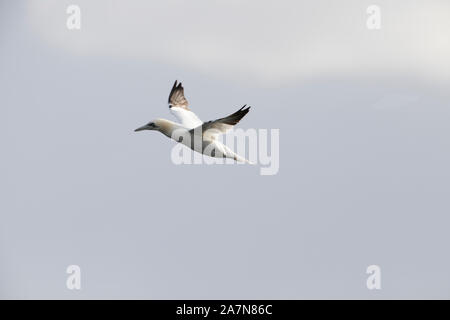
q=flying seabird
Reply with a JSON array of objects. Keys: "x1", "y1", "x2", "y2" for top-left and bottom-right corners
[{"x1": 135, "y1": 80, "x2": 252, "y2": 163}]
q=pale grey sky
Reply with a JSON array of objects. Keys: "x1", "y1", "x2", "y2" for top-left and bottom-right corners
[{"x1": 1, "y1": 0, "x2": 450, "y2": 299}]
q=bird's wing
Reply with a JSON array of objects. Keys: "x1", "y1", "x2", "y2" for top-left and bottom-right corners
[
  {"x1": 168, "y1": 80, "x2": 203, "y2": 129},
  {"x1": 191, "y1": 105, "x2": 250, "y2": 140}
]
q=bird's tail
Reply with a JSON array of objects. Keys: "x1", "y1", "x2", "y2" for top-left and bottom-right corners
[
  {"x1": 233, "y1": 153, "x2": 255, "y2": 165},
  {"x1": 219, "y1": 143, "x2": 254, "y2": 165}
]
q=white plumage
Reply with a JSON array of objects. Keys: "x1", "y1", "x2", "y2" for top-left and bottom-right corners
[{"x1": 169, "y1": 107, "x2": 203, "y2": 129}]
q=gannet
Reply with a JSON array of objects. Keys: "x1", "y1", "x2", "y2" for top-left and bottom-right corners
[{"x1": 135, "y1": 80, "x2": 252, "y2": 163}]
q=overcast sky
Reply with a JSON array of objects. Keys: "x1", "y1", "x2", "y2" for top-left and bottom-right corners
[{"x1": 1, "y1": 0, "x2": 450, "y2": 299}]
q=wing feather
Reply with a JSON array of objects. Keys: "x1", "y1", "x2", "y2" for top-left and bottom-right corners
[
  {"x1": 168, "y1": 80, "x2": 189, "y2": 109},
  {"x1": 167, "y1": 80, "x2": 202, "y2": 128},
  {"x1": 191, "y1": 105, "x2": 251, "y2": 140}
]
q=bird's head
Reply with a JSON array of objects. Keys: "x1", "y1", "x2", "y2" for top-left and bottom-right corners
[
  {"x1": 134, "y1": 119, "x2": 161, "y2": 132},
  {"x1": 134, "y1": 119, "x2": 176, "y2": 138}
]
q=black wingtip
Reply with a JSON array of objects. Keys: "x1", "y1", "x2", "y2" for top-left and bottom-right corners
[
  {"x1": 169, "y1": 80, "x2": 179, "y2": 103},
  {"x1": 240, "y1": 104, "x2": 251, "y2": 112},
  {"x1": 172, "y1": 80, "x2": 183, "y2": 90}
]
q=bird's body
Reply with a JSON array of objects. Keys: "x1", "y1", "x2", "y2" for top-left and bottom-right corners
[{"x1": 135, "y1": 81, "x2": 252, "y2": 163}]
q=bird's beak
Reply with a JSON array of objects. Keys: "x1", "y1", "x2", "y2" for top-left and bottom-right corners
[{"x1": 134, "y1": 125, "x2": 150, "y2": 132}]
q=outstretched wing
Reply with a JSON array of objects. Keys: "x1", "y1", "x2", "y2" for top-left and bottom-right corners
[
  {"x1": 168, "y1": 80, "x2": 202, "y2": 129},
  {"x1": 191, "y1": 105, "x2": 251, "y2": 140}
]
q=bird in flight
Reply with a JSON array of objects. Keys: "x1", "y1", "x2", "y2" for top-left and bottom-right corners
[{"x1": 135, "y1": 80, "x2": 252, "y2": 163}]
